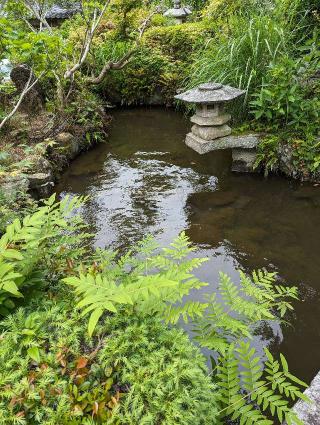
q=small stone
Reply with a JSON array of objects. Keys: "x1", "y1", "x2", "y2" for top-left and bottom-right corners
[
  {"x1": 54, "y1": 132, "x2": 80, "y2": 160},
  {"x1": 286, "y1": 370, "x2": 320, "y2": 425},
  {"x1": 191, "y1": 124, "x2": 231, "y2": 141},
  {"x1": 1, "y1": 175, "x2": 29, "y2": 196},
  {"x1": 190, "y1": 113, "x2": 231, "y2": 126},
  {"x1": 55, "y1": 132, "x2": 74, "y2": 144},
  {"x1": 27, "y1": 172, "x2": 53, "y2": 189},
  {"x1": 188, "y1": 191, "x2": 237, "y2": 209},
  {"x1": 231, "y1": 148, "x2": 258, "y2": 173}
]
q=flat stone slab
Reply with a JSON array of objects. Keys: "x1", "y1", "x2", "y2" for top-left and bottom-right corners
[
  {"x1": 185, "y1": 132, "x2": 260, "y2": 154},
  {"x1": 289, "y1": 371, "x2": 320, "y2": 425}
]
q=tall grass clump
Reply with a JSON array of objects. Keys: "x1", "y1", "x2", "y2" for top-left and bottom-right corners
[{"x1": 188, "y1": 13, "x2": 291, "y2": 116}]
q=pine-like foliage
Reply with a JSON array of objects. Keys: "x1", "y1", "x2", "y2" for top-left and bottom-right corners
[
  {"x1": 63, "y1": 233, "x2": 209, "y2": 336},
  {"x1": 0, "y1": 300, "x2": 218, "y2": 424}
]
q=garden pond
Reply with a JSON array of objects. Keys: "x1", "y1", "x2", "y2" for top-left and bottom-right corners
[{"x1": 56, "y1": 107, "x2": 320, "y2": 384}]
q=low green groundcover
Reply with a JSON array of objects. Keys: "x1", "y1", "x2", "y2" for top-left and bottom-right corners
[{"x1": 0, "y1": 300, "x2": 218, "y2": 424}]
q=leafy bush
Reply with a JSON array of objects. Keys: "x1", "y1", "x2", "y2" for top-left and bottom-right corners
[
  {"x1": 0, "y1": 195, "x2": 310, "y2": 425},
  {"x1": 64, "y1": 227, "x2": 307, "y2": 425},
  {"x1": 0, "y1": 194, "x2": 88, "y2": 315},
  {"x1": 63, "y1": 233, "x2": 209, "y2": 336},
  {"x1": 0, "y1": 188, "x2": 36, "y2": 236},
  {"x1": 194, "y1": 270, "x2": 308, "y2": 424},
  {"x1": 0, "y1": 300, "x2": 218, "y2": 425},
  {"x1": 250, "y1": 44, "x2": 320, "y2": 135},
  {"x1": 98, "y1": 23, "x2": 210, "y2": 104}
]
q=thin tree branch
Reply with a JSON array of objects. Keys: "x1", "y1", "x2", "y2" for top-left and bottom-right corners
[
  {"x1": 87, "y1": 10, "x2": 157, "y2": 85},
  {"x1": 24, "y1": 0, "x2": 52, "y2": 33},
  {"x1": 0, "y1": 0, "x2": 7, "y2": 15},
  {"x1": 0, "y1": 71, "x2": 44, "y2": 130},
  {"x1": 64, "y1": 1, "x2": 110, "y2": 80}
]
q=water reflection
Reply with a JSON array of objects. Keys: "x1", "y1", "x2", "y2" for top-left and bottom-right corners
[{"x1": 56, "y1": 107, "x2": 320, "y2": 383}]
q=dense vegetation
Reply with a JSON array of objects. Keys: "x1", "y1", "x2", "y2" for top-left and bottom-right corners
[
  {"x1": 0, "y1": 196, "x2": 310, "y2": 423},
  {"x1": 0, "y1": 0, "x2": 318, "y2": 423}
]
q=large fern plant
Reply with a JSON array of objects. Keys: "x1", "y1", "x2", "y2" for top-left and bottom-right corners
[
  {"x1": 63, "y1": 232, "x2": 309, "y2": 424},
  {"x1": 63, "y1": 233, "x2": 209, "y2": 336},
  {"x1": 0, "y1": 194, "x2": 88, "y2": 314}
]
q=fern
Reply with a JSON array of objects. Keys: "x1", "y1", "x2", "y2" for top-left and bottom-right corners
[
  {"x1": 0, "y1": 194, "x2": 88, "y2": 314},
  {"x1": 62, "y1": 229, "x2": 308, "y2": 425},
  {"x1": 215, "y1": 342, "x2": 308, "y2": 425},
  {"x1": 63, "y1": 232, "x2": 209, "y2": 335}
]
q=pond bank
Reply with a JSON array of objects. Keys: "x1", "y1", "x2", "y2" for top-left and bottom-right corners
[{"x1": 0, "y1": 112, "x2": 111, "y2": 200}]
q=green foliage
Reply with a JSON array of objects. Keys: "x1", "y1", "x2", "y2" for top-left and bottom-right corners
[
  {"x1": 99, "y1": 23, "x2": 210, "y2": 104},
  {"x1": 0, "y1": 302, "x2": 122, "y2": 424},
  {"x1": 193, "y1": 269, "x2": 298, "y2": 354},
  {"x1": 188, "y1": 13, "x2": 290, "y2": 115},
  {"x1": 64, "y1": 224, "x2": 307, "y2": 424},
  {"x1": 0, "y1": 194, "x2": 88, "y2": 315},
  {"x1": 0, "y1": 192, "x2": 310, "y2": 425},
  {"x1": 0, "y1": 188, "x2": 36, "y2": 237},
  {"x1": 64, "y1": 87, "x2": 109, "y2": 144},
  {"x1": 63, "y1": 232, "x2": 208, "y2": 336},
  {"x1": 0, "y1": 300, "x2": 218, "y2": 424},
  {"x1": 215, "y1": 343, "x2": 308, "y2": 424},
  {"x1": 250, "y1": 41, "x2": 320, "y2": 135}
]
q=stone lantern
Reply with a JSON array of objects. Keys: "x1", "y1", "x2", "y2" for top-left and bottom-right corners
[
  {"x1": 163, "y1": 0, "x2": 192, "y2": 24},
  {"x1": 175, "y1": 82, "x2": 245, "y2": 146}
]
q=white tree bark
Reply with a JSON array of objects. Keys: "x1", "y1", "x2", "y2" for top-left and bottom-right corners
[
  {"x1": 64, "y1": 1, "x2": 110, "y2": 80},
  {"x1": 0, "y1": 71, "x2": 44, "y2": 130}
]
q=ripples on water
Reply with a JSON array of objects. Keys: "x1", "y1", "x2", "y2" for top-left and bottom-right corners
[{"x1": 56, "y1": 107, "x2": 320, "y2": 383}]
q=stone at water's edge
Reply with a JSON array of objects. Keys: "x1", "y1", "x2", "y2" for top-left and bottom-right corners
[
  {"x1": 284, "y1": 371, "x2": 320, "y2": 425},
  {"x1": 232, "y1": 148, "x2": 258, "y2": 173},
  {"x1": 185, "y1": 132, "x2": 260, "y2": 154}
]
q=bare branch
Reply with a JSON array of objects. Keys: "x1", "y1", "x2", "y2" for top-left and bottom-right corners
[
  {"x1": 64, "y1": 1, "x2": 110, "y2": 80},
  {"x1": 24, "y1": 0, "x2": 52, "y2": 33},
  {"x1": 0, "y1": 71, "x2": 45, "y2": 130},
  {"x1": 0, "y1": 0, "x2": 7, "y2": 15},
  {"x1": 87, "y1": 10, "x2": 157, "y2": 85}
]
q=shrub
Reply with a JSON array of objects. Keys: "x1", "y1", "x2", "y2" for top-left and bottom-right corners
[
  {"x1": 0, "y1": 194, "x2": 88, "y2": 315},
  {"x1": 250, "y1": 41, "x2": 320, "y2": 135},
  {"x1": 65, "y1": 229, "x2": 308, "y2": 425},
  {"x1": 98, "y1": 23, "x2": 211, "y2": 104},
  {"x1": 0, "y1": 300, "x2": 218, "y2": 425}
]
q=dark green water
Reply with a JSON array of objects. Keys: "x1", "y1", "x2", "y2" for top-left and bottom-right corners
[{"x1": 56, "y1": 107, "x2": 320, "y2": 383}]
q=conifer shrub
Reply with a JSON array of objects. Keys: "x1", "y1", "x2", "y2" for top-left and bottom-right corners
[{"x1": 0, "y1": 300, "x2": 218, "y2": 425}]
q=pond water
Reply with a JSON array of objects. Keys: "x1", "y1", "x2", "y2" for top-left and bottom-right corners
[{"x1": 56, "y1": 107, "x2": 320, "y2": 384}]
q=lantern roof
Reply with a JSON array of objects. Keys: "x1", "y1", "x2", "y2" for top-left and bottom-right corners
[
  {"x1": 164, "y1": 0, "x2": 191, "y2": 19},
  {"x1": 175, "y1": 82, "x2": 245, "y2": 104}
]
